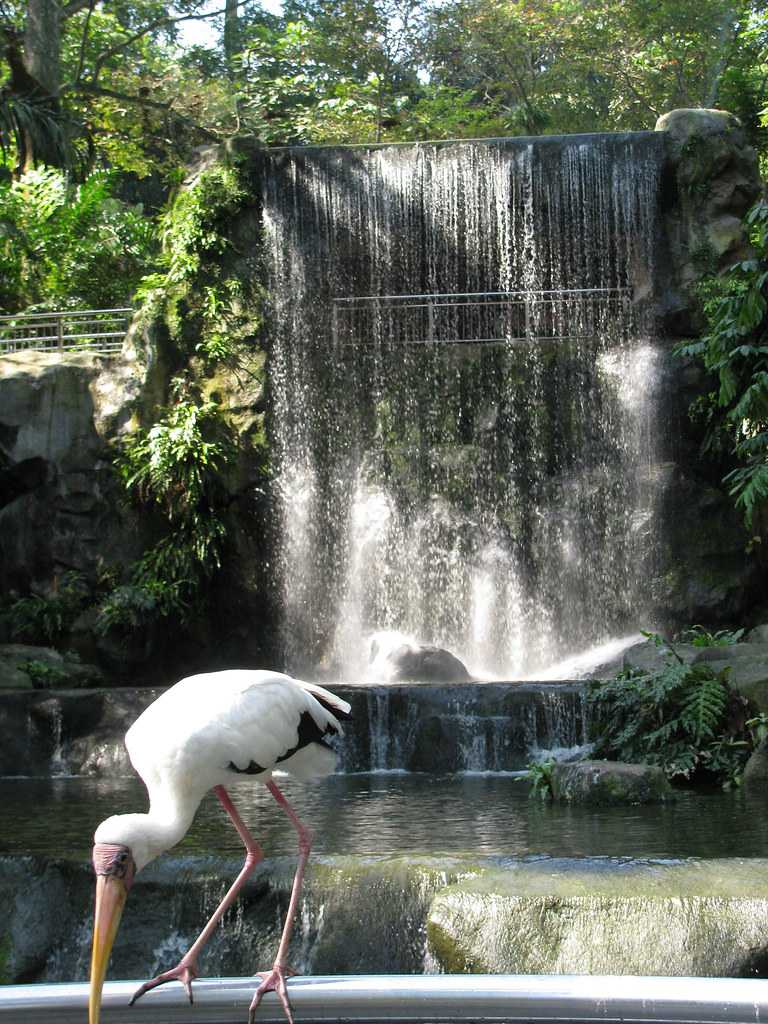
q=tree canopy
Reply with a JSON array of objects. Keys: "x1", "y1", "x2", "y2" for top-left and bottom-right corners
[{"x1": 2, "y1": 0, "x2": 767, "y2": 173}]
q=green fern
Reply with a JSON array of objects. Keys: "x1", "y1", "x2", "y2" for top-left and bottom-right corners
[
  {"x1": 680, "y1": 669, "x2": 729, "y2": 744},
  {"x1": 587, "y1": 635, "x2": 755, "y2": 787}
]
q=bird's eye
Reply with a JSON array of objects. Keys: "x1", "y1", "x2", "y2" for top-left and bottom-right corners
[{"x1": 116, "y1": 850, "x2": 128, "y2": 863}]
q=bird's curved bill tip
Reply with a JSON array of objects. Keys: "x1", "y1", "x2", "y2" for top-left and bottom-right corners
[{"x1": 89, "y1": 874, "x2": 128, "y2": 1024}]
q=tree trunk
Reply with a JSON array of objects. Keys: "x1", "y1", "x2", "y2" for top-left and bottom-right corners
[
  {"x1": 223, "y1": 0, "x2": 241, "y2": 78},
  {"x1": 704, "y1": 11, "x2": 738, "y2": 109},
  {"x1": 13, "y1": 0, "x2": 65, "y2": 168},
  {"x1": 23, "y1": 0, "x2": 62, "y2": 99}
]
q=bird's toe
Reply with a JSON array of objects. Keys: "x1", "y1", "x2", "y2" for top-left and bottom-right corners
[
  {"x1": 249, "y1": 966, "x2": 298, "y2": 1024},
  {"x1": 128, "y1": 961, "x2": 198, "y2": 1006}
]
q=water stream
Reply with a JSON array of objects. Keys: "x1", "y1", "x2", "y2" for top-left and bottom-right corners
[{"x1": 261, "y1": 133, "x2": 664, "y2": 680}]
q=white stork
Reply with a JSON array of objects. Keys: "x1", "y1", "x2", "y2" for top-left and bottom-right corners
[{"x1": 88, "y1": 668, "x2": 351, "y2": 1024}]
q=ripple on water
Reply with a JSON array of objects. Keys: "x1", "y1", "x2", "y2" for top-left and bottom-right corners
[{"x1": 1, "y1": 772, "x2": 768, "y2": 860}]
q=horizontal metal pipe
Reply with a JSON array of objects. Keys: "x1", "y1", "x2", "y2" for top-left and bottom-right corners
[
  {"x1": 1, "y1": 975, "x2": 766, "y2": 1024},
  {"x1": 332, "y1": 288, "x2": 632, "y2": 304},
  {"x1": 0, "y1": 308, "x2": 133, "y2": 322}
]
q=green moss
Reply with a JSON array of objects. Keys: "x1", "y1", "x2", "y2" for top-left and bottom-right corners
[
  {"x1": 689, "y1": 236, "x2": 719, "y2": 275},
  {"x1": 0, "y1": 931, "x2": 11, "y2": 984},
  {"x1": 135, "y1": 157, "x2": 263, "y2": 370},
  {"x1": 426, "y1": 917, "x2": 487, "y2": 973}
]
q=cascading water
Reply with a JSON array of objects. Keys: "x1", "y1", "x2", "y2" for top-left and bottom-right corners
[{"x1": 261, "y1": 133, "x2": 663, "y2": 680}]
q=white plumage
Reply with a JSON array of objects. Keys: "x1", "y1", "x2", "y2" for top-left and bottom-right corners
[
  {"x1": 129, "y1": 669, "x2": 347, "y2": 795},
  {"x1": 88, "y1": 669, "x2": 351, "y2": 1024}
]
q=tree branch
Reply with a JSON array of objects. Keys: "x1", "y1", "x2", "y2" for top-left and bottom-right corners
[
  {"x1": 61, "y1": 0, "x2": 97, "y2": 18},
  {"x1": 79, "y1": 2, "x2": 249, "y2": 86},
  {"x1": 73, "y1": 0, "x2": 96, "y2": 86},
  {"x1": 73, "y1": 81, "x2": 222, "y2": 140}
]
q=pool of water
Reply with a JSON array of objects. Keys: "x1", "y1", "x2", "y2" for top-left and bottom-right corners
[{"x1": 2, "y1": 772, "x2": 767, "y2": 861}]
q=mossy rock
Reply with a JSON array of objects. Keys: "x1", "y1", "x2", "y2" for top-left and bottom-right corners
[
  {"x1": 550, "y1": 760, "x2": 674, "y2": 805},
  {"x1": 427, "y1": 857, "x2": 768, "y2": 977}
]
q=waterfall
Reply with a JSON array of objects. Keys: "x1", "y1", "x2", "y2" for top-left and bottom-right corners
[{"x1": 261, "y1": 133, "x2": 663, "y2": 680}]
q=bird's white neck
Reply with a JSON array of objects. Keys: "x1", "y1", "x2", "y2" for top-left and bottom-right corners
[{"x1": 94, "y1": 788, "x2": 201, "y2": 873}]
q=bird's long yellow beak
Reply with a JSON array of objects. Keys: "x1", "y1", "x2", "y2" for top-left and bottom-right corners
[{"x1": 89, "y1": 873, "x2": 128, "y2": 1024}]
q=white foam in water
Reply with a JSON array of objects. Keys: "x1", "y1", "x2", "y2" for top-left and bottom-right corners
[
  {"x1": 365, "y1": 628, "x2": 421, "y2": 682},
  {"x1": 529, "y1": 744, "x2": 594, "y2": 764},
  {"x1": 523, "y1": 633, "x2": 644, "y2": 681}
]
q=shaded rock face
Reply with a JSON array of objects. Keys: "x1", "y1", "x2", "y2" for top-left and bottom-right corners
[
  {"x1": 0, "y1": 686, "x2": 162, "y2": 777},
  {"x1": 0, "y1": 352, "x2": 142, "y2": 596},
  {"x1": 0, "y1": 644, "x2": 102, "y2": 691},
  {"x1": 651, "y1": 354, "x2": 763, "y2": 627},
  {"x1": 0, "y1": 347, "x2": 273, "y2": 673},
  {"x1": 550, "y1": 760, "x2": 673, "y2": 805},
  {"x1": 655, "y1": 108, "x2": 761, "y2": 335}
]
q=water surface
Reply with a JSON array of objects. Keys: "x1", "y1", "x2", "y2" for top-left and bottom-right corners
[{"x1": 2, "y1": 772, "x2": 766, "y2": 861}]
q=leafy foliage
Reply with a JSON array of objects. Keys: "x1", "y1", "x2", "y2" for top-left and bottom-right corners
[
  {"x1": 5, "y1": 0, "x2": 768, "y2": 172},
  {"x1": 587, "y1": 635, "x2": 755, "y2": 787},
  {"x1": 676, "y1": 199, "x2": 768, "y2": 532},
  {"x1": 0, "y1": 167, "x2": 157, "y2": 313},
  {"x1": 0, "y1": 92, "x2": 79, "y2": 171},
  {"x1": 747, "y1": 712, "x2": 768, "y2": 744},
  {"x1": 676, "y1": 625, "x2": 747, "y2": 646},
  {"x1": 105, "y1": 381, "x2": 238, "y2": 630},
  {"x1": 22, "y1": 658, "x2": 76, "y2": 689},
  {"x1": 4, "y1": 572, "x2": 89, "y2": 645},
  {"x1": 136, "y1": 161, "x2": 259, "y2": 364},
  {"x1": 94, "y1": 579, "x2": 189, "y2": 635},
  {"x1": 527, "y1": 758, "x2": 555, "y2": 800}
]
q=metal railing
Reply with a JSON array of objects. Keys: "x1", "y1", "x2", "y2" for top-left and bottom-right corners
[
  {"x1": 0, "y1": 308, "x2": 133, "y2": 357},
  {"x1": 1, "y1": 975, "x2": 766, "y2": 1023},
  {"x1": 331, "y1": 288, "x2": 636, "y2": 347}
]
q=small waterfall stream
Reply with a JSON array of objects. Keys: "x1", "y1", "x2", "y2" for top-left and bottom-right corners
[
  {"x1": 0, "y1": 683, "x2": 589, "y2": 777},
  {"x1": 261, "y1": 133, "x2": 664, "y2": 680}
]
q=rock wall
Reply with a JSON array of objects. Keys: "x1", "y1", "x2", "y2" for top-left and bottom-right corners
[
  {"x1": 650, "y1": 108, "x2": 765, "y2": 626},
  {"x1": 655, "y1": 108, "x2": 762, "y2": 335},
  {"x1": 0, "y1": 352, "x2": 142, "y2": 598},
  {"x1": 0, "y1": 342, "x2": 274, "y2": 675}
]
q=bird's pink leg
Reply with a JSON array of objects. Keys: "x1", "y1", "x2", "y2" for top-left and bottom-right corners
[
  {"x1": 249, "y1": 779, "x2": 312, "y2": 1024},
  {"x1": 130, "y1": 785, "x2": 263, "y2": 1007}
]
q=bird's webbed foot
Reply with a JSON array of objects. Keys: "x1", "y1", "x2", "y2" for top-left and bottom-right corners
[
  {"x1": 249, "y1": 964, "x2": 299, "y2": 1024},
  {"x1": 129, "y1": 959, "x2": 199, "y2": 1006}
]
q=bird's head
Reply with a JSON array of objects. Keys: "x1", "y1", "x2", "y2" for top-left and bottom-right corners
[
  {"x1": 88, "y1": 832, "x2": 137, "y2": 1024},
  {"x1": 88, "y1": 810, "x2": 180, "y2": 1022}
]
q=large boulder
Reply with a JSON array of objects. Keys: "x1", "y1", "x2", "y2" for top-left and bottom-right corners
[
  {"x1": 744, "y1": 739, "x2": 768, "y2": 785},
  {"x1": 384, "y1": 643, "x2": 471, "y2": 683},
  {"x1": 550, "y1": 760, "x2": 673, "y2": 805},
  {"x1": 368, "y1": 632, "x2": 472, "y2": 682},
  {"x1": 622, "y1": 637, "x2": 697, "y2": 674},
  {"x1": 691, "y1": 643, "x2": 768, "y2": 712}
]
